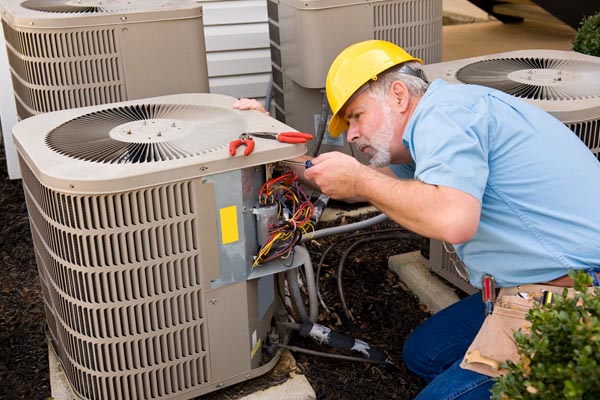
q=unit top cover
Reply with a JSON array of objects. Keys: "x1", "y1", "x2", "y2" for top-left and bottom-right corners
[
  {"x1": 0, "y1": 0, "x2": 202, "y2": 28},
  {"x1": 13, "y1": 93, "x2": 306, "y2": 194}
]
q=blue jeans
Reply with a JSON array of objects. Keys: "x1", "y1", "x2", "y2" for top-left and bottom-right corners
[{"x1": 403, "y1": 293, "x2": 494, "y2": 400}]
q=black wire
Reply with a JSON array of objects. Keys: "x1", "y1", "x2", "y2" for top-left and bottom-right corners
[
  {"x1": 314, "y1": 228, "x2": 417, "y2": 313},
  {"x1": 336, "y1": 232, "x2": 420, "y2": 322},
  {"x1": 310, "y1": 90, "x2": 329, "y2": 157}
]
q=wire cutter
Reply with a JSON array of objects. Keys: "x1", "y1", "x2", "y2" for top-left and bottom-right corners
[
  {"x1": 249, "y1": 131, "x2": 314, "y2": 143},
  {"x1": 229, "y1": 133, "x2": 255, "y2": 156}
]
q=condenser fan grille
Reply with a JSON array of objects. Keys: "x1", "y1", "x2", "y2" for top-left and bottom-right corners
[
  {"x1": 45, "y1": 103, "x2": 245, "y2": 163},
  {"x1": 21, "y1": 0, "x2": 169, "y2": 13},
  {"x1": 455, "y1": 57, "x2": 600, "y2": 100}
]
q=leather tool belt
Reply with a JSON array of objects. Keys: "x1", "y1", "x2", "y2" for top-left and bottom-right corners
[{"x1": 460, "y1": 284, "x2": 593, "y2": 377}]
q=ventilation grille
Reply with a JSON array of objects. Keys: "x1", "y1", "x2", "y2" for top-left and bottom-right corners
[
  {"x1": 45, "y1": 103, "x2": 245, "y2": 163},
  {"x1": 2, "y1": 22, "x2": 124, "y2": 117},
  {"x1": 567, "y1": 119, "x2": 600, "y2": 160},
  {"x1": 2, "y1": 23, "x2": 118, "y2": 58},
  {"x1": 20, "y1": 162, "x2": 196, "y2": 230},
  {"x1": 21, "y1": 159, "x2": 211, "y2": 399},
  {"x1": 455, "y1": 57, "x2": 600, "y2": 100},
  {"x1": 20, "y1": 0, "x2": 167, "y2": 14},
  {"x1": 373, "y1": 0, "x2": 442, "y2": 64},
  {"x1": 423, "y1": 239, "x2": 477, "y2": 295}
]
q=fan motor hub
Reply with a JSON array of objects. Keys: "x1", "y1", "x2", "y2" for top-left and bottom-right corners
[
  {"x1": 110, "y1": 119, "x2": 188, "y2": 143},
  {"x1": 507, "y1": 69, "x2": 579, "y2": 86}
]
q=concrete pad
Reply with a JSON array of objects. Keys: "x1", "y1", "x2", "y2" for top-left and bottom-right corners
[
  {"x1": 240, "y1": 351, "x2": 315, "y2": 400},
  {"x1": 442, "y1": 19, "x2": 576, "y2": 61},
  {"x1": 48, "y1": 340, "x2": 76, "y2": 400},
  {"x1": 240, "y1": 375, "x2": 315, "y2": 400},
  {"x1": 443, "y1": 0, "x2": 491, "y2": 22},
  {"x1": 388, "y1": 251, "x2": 460, "y2": 314}
]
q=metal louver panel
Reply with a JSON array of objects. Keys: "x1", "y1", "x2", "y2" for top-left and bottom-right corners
[
  {"x1": 373, "y1": 0, "x2": 442, "y2": 64},
  {"x1": 45, "y1": 103, "x2": 246, "y2": 163},
  {"x1": 455, "y1": 57, "x2": 600, "y2": 100},
  {"x1": 19, "y1": 156, "x2": 210, "y2": 399}
]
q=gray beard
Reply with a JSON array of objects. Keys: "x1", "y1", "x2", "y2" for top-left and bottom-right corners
[{"x1": 367, "y1": 105, "x2": 395, "y2": 167}]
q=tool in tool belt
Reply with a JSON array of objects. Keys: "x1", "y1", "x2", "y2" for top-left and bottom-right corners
[
  {"x1": 540, "y1": 289, "x2": 553, "y2": 305},
  {"x1": 482, "y1": 274, "x2": 496, "y2": 316},
  {"x1": 229, "y1": 133, "x2": 255, "y2": 156},
  {"x1": 249, "y1": 131, "x2": 314, "y2": 143}
]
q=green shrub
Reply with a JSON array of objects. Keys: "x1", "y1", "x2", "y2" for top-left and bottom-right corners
[
  {"x1": 573, "y1": 12, "x2": 600, "y2": 56},
  {"x1": 491, "y1": 270, "x2": 600, "y2": 400}
]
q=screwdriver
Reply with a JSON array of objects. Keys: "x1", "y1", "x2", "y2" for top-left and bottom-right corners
[
  {"x1": 482, "y1": 274, "x2": 496, "y2": 316},
  {"x1": 281, "y1": 160, "x2": 313, "y2": 168}
]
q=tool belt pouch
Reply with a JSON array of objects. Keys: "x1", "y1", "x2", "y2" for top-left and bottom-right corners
[{"x1": 460, "y1": 292, "x2": 534, "y2": 377}]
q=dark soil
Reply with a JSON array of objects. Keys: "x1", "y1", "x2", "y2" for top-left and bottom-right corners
[
  {"x1": 0, "y1": 136, "x2": 429, "y2": 399},
  {"x1": 0, "y1": 141, "x2": 50, "y2": 400}
]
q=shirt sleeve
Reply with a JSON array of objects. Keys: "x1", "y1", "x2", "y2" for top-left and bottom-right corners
[{"x1": 403, "y1": 102, "x2": 490, "y2": 202}]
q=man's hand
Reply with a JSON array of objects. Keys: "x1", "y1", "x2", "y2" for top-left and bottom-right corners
[
  {"x1": 233, "y1": 98, "x2": 268, "y2": 114},
  {"x1": 304, "y1": 152, "x2": 367, "y2": 202}
]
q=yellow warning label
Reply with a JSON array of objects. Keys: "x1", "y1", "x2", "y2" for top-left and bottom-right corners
[
  {"x1": 219, "y1": 205, "x2": 239, "y2": 244},
  {"x1": 250, "y1": 338, "x2": 262, "y2": 359}
]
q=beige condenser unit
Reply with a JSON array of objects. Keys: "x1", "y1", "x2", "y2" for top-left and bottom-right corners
[
  {"x1": 267, "y1": 0, "x2": 442, "y2": 159},
  {"x1": 0, "y1": 0, "x2": 210, "y2": 119},
  {"x1": 13, "y1": 93, "x2": 310, "y2": 399},
  {"x1": 421, "y1": 49, "x2": 600, "y2": 293},
  {"x1": 423, "y1": 49, "x2": 600, "y2": 159}
]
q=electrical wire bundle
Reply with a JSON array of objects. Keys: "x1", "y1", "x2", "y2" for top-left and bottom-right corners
[{"x1": 253, "y1": 166, "x2": 315, "y2": 267}]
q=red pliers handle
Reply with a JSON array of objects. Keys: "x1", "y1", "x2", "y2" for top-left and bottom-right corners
[
  {"x1": 229, "y1": 133, "x2": 255, "y2": 156},
  {"x1": 250, "y1": 131, "x2": 314, "y2": 144}
]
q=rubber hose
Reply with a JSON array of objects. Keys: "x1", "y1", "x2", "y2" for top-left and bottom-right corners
[
  {"x1": 337, "y1": 233, "x2": 403, "y2": 321},
  {"x1": 310, "y1": 90, "x2": 329, "y2": 157},
  {"x1": 286, "y1": 268, "x2": 309, "y2": 322},
  {"x1": 300, "y1": 249, "x2": 319, "y2": 322}
]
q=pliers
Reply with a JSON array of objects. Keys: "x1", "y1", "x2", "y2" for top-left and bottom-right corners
[
  {"x1": 249, "y1": 131, "x2": 313, "y2": 143},
  {"x1": 229, "y1": 133, "x2": 255, "y2": 156}
]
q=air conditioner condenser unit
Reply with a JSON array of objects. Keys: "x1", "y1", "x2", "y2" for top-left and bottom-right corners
[
  {"x1": 423, "y1": 49, "x2": 600, "y2": 159},
  {"x1": 13, "y1": 92, "x2": 310, "y2": 400},
  {"x1": 0, "y1": 0, "x2": 210, "y2": 119}
]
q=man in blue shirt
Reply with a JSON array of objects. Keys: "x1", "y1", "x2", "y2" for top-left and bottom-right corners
[{"x1": 304, "y1": 40, "x2": 600, "y2": 399}]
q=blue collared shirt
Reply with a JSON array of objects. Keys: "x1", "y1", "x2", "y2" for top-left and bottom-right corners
[{"x1": 391, "y1": 79, "x2": 600, "y2": 288}]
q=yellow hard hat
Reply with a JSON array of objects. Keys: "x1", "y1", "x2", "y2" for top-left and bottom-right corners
[{"x1": 326, "y1": 40, "x2": 423, "y2": 138}]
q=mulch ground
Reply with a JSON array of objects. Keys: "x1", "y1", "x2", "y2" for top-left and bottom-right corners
[
  {"x1": 0, "y1": 137, "x2": 430, "y2": 399},
  {"x1": 0, "y1": 142, "x2": 50, "y2": 400}
]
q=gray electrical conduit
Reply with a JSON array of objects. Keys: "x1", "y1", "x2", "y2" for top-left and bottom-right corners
[
  {"x1": 299, "y1": 212, "x2": 389, "y2": 244},
  {"x1": 286, "y1": 260, "x2": 319, "y2": 322},
  {"x1": 287, "y1": 212, "x2": 389, "y2": 322}
]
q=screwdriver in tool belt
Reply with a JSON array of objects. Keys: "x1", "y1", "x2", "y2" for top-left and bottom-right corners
[{"x1": 482, "y1": 274, "x2": 496, "y2": 316}]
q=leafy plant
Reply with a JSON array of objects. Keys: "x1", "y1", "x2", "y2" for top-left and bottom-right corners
[
  {"x1": 491, "y1": 270, "x2": 600, "y2": 400},
  {"x1": 573, "y1": 12, "x2": 600, "y2": 56}
]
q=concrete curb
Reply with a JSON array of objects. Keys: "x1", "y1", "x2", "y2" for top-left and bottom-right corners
[{"x1": 388, "y1": 251, "x2": 460, "y2": 314}]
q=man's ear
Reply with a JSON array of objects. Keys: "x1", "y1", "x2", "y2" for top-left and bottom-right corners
[{"x1": 390, "y1": 81, "x2": 410, "y2": 112}]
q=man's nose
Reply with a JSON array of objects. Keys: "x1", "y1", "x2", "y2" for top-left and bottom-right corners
[{"x1": 346, "y1": 124, "x2": 359, "y2": 143}]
